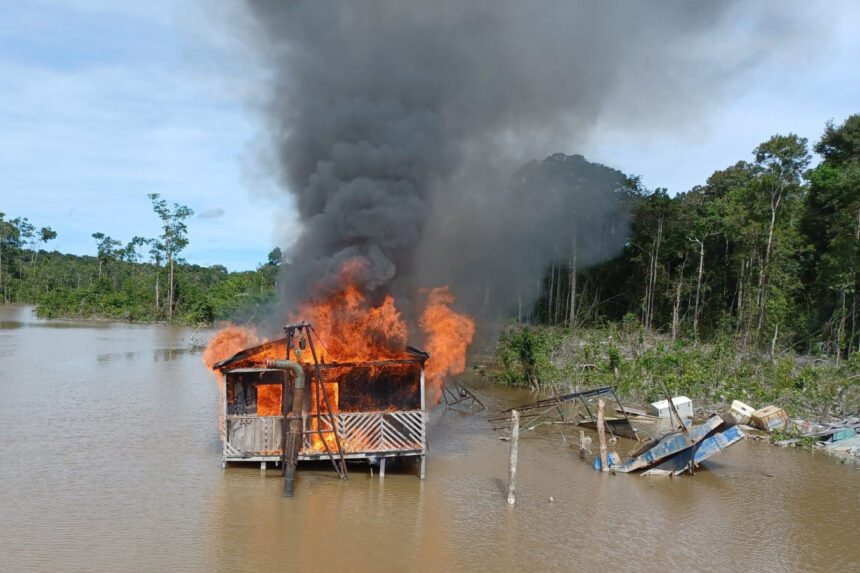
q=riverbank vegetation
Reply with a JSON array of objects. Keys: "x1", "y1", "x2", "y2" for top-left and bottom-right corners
[
  {"x1": 1, "y1": 194, "x2": 282, "y2": 324},
  {"x1": 492, "y1": 115, "x2": 859, "y2": 419},
  {"x1": 492, "y1": 322, "x2": 858, "y2": 419}
]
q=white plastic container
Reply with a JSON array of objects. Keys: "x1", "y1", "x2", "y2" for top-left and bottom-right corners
[
  {"x1": 730, "y1": 400, "x2": 755, "y2": 426},
  {"x1": 649, "y1": 396, "x2": 693, "y2": 419}
]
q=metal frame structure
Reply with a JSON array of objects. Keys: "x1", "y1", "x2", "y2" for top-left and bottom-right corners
[
  {"x1": 492, "y1": 386, "x2": 638, "y2": 439},
  {"x1": 441, "y1": 380, "x2": 486, "y2": 411}
]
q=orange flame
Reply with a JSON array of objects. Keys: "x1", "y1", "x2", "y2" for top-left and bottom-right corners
[
  {"x1": 203, "y1": 261, "x2": 475, "y2": 414},
  {"x1": 202, "y1": 324, "x2": 261, "y2": 372},
  {"x1": 420, "y1": 286, "x2": 476, "y2": 402},
  {"x1": 292, "y1": 261, "x2": 407, "y2": 363},
  {"x1": 202, "y1": 325, "x2": 261, "y2": 440}
]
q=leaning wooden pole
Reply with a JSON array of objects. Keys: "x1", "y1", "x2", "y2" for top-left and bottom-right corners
[
  {"x1": 597, "y1": 399, "x2": 609, "y2": 471},
  {"x1": 507, "y1": 410, "x2": 519, "y2": 504}
]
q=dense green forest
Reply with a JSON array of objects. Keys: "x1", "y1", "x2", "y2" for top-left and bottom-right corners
[
  {"x1": 0, "y1": 194, "x2": 281, "y2": 323},
  {"x1": 492, "y1": 115, "x2": 859, "y2": 417},
  {"x1": 522, "y1": 115, "x2": 859, "y2": 359}
]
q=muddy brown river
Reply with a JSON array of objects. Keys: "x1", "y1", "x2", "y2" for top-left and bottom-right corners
[{"x1": 1, "y1": 305, "x2": 857, "y2": 572}]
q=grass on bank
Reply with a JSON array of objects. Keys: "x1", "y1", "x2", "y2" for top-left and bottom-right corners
[{"x1": 488, "y1": 320, "x2": 859, "y2": 422}]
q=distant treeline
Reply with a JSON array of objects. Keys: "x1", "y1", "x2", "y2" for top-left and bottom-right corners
[
  {"x1": 2, "y1": 114, "x2": 858, "y2": 357},
  {"x1": 0, "y1": 194, "x2": 282, "y2": 324},
  {"x1": 528, "y1": 114, "x2": 859, "y2": 360}
]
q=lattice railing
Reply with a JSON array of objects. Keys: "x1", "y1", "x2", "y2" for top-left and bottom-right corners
[{"x1": 302, "y1": 410, "x2": 425, "y2": 454}]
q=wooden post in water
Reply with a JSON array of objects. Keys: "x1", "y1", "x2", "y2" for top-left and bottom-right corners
[
  {"x1": 507, "y1": 410, "x2": 519, "y2": 504},
  {"x1": 597, "y1": 399, "x2": 609, "y2": 471},
  {"x1": 578, "y1": 429, "x2": 588, "y2": 458}
]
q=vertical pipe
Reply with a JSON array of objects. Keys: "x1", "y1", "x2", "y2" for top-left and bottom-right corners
[
  {"x1": 507, "y1": 409, "x2": 519, "y2": 504},
  {"x1": 597, "y1": 399, "x2": 608, "y2": 471},
  {"x1": 266, "y1": 359, "x2": 305, "y2": 497}
]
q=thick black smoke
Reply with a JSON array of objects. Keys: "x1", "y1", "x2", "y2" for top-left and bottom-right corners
[{"x1": 240, "y1": 0, "x2": 805, "y2": 328}]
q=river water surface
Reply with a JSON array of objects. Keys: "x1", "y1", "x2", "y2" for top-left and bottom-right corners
[{"x1": 0, "y1": 305, "x2": 857, "y2": 572}]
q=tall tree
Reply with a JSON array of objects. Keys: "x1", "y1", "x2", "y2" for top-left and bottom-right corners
[
  {"x1": 32, "y1": 227, "x2": 57, "y2": 267},
  {"x1": 12, "y1": 217, "x2": 34, "y2": 275},
  {"x1": 752, "y1": 134, "x2": 810, "y2": 335},
  {"x1": 92, "y1": 232, "x2": 121, "y2": 281},
  {"x1": 148, "y1": 194, "x2": 194, "y2": 320},
  {"x1": 804, "y1": 115, "x2": 860, "y2": 357},
  {"x1": 0, "y1": 213, "x2": 20, "y2": 302}
]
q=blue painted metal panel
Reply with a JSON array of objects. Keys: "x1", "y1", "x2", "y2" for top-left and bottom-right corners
[
  {"x1": 693, "y1": 425, "x2": 744, "y2": 466},
  {"x1": 612, "y1": 416, "x2": 723, "y2": 473}
]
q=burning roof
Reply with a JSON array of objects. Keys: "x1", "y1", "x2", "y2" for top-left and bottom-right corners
[{"x1": 213, "y1": 337, "x2": 429, "y2": 371}]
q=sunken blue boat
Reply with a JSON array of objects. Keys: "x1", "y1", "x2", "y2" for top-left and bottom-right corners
[{"x1": 606, "y1": 415, "x2": 744, "y2": 476}]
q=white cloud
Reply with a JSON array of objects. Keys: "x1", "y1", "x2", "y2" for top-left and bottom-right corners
[{"x1": 0, "y1": 0, "x2": 284, "y2": 271}]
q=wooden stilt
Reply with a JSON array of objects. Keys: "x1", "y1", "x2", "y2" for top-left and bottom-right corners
[
  {"x1": 380, "y1": 457, "x2": 386, "y2": 478},
  {"x1": 578, "y1": 429, "x2": 588, "y2": 458},
  {"x1": 597, "y1": 399, "x2": 609, "y2": 471},
  {"x1": 507, "y1": 409, "x2": 519, "y2": 504}
]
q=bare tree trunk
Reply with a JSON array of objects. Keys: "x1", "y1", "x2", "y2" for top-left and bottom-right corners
[
  {"x1": 168, "y1": 254, "x2": 174, "y2": 320},
  {"x1": 836, "y1": 291, "x2": 846, "y2": 364},
  {"x1": 770, "y1": 323, "x2": 779, "y2": 360},
  {"x1": 547, "y1": 261, "x2": 555, "y2": 325},
  {"x1": 643, "y1": 253, "x2": 652, "y2": 327},
  {"x1": 517, "y1": 283, "x2": 522, "y2": 324},
  {"x1": 155, "y1": 272, "x2": 160, "y2": 310},
  {"x1": 692, "y1": 238, "x2": 705, "y2": 339},
  {"x1": 644, "y1": 217, "x2": 663, "y2": 330},
  {"x1": 672, "y1": 259, "x2": 686, "y2": 342},
  {"x1": 568, "y1": 232, "x2": 577, "y2": 329},
  {"x1": 757, "y1": 187, "x2": 783, "y2": 334},
  {"x1": 852, "y1": 290, "x2": 857, "y2": 357},
  {"x1": 854, "y1": 208, "x2": 860, "y2": 355},
  {"x1": 736, "y1": 258, "x2": 745, "y2": 332}
]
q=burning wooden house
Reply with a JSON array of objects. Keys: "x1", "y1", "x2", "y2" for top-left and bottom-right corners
[{"x1": 213, "y1": 322, "x2": 428, "y2": 492}]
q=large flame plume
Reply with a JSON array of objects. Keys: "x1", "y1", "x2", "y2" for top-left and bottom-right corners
[
  {"x1": 420, "y1": 286, "x2": 476, "y2": 400},
  {"x1": 203, "y1": 262, "x2": 475, "y2": 404}
]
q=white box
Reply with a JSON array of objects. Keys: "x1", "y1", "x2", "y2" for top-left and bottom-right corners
[{"x1": 649, "y1": 396, "x2": 693, "y2": 419}]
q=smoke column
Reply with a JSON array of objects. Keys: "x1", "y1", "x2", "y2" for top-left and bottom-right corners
[{"x1": 239, "y1": 0, "x2": 807, "y2": 328}]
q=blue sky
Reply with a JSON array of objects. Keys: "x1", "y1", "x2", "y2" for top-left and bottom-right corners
[{"x1": 1, "y1": 1, "x2": 858, "y2": 271}]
